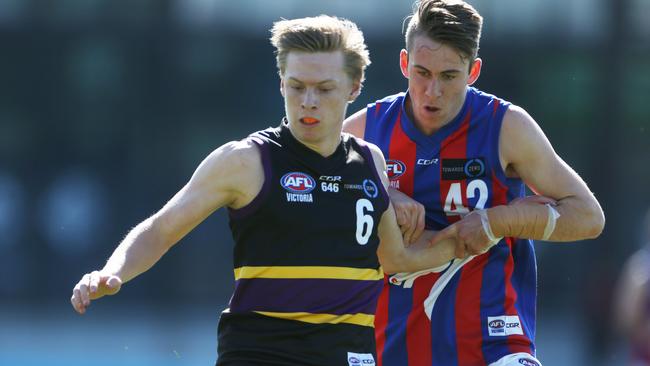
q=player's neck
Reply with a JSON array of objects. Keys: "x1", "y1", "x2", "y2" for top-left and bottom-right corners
[
  {"x1": 286, "y1": 125, "x2": 341, "y2": 158},
  {"x1": 301, "y1": 138, "x2": 340, "y2": 157}
]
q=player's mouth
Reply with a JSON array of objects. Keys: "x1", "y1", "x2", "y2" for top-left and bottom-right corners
[
  {"x1": 300, "y1": 117, "x2": 320, "y2": 125},
  {"x1": 424, "y1": 105, "x2": 440, "y2": 114}
]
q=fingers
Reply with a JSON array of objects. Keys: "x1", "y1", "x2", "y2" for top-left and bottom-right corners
[
  {"x1": 397, "y1": 202, "x2": 426, "y2": 244},
  {"x1": 71, "y1": 271, "x2": 123, "y2": 315},
  {"x1": 412, "y1": 204, "x2": 426, "y2": 243},
  {"x1": 403, "y1": 219, "x2": 416, "y2": 245},
  {"x1": 71, "y1": 274, "x2": 91, "y2": 315},
  {"x1": 79, "y1": 273, "x2": 91, "y2": 308},
  {"x1": 89, "y1": 271, "x2": 100, "y2": 297},
  {"x1": 105, "y1": 276, "x2": 122, "y2": 295},
  {"x1": 71, "y1": 287, "x2": 85, "y2": 314},
  {"x1": 429, "y1": 224, "x2": 467, "y2": 258},
  {"x1": 395, "y1": 208, "x2": 408, "y2": 227},
  {"x1": 396, "y1": 207, "x2": 413, "y2": 244},
  {"x1": 430, "y1": 224, "x2": 457, "y2": 245},
  {"x1": 402, "y1": 204, "x2": 422, "y2": 244}
]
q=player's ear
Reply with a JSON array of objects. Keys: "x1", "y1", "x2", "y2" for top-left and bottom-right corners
[
  {"x1": 279, "y1": 78, "x2": 285, "y2": 97},
  {"x1": 400, "y1": 49, "x2": 409, "y2": 78},
  {"x1": 348, "y1": 81, "x2": 361, "y2": 102},
  {"x1": 467, "y1": 58, "x2": 482, "y2": 85}
]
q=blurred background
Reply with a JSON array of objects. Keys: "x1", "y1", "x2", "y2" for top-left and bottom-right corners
[{"x1": 1, "y1": 0, "x2": 649, "y2": 365}]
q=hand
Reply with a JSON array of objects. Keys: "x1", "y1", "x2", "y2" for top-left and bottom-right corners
[
  {"x1": 388, "y1": 188, "x2": 425, "y2": 244},
  {"x1": 431, "y1": 195, "x2": 558, "y2": 258},
  {"x1": 430, "y1": 211, "x2": 491, "y2": 258},
  {"x1": 70, "y1": 271, "x2": 122, "y2": 314}
]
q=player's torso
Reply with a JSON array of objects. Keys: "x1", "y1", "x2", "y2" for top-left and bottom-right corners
[
  {"x1": 219, "y1": 122, "x2": 388, "y2": 366},
  {"x1": 229, "y1": 122, "x2": 388, "y2": 270},
  {"x1": 365, "y1": 89, "x2": 538, "y2": 366},
  {"x1": 365, "y1": 88, "x2": 519, "y2": 230}
]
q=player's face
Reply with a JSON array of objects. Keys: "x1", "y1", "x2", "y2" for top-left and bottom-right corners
[
  {"x1": 281, "y1": 51, "x2": 359, "y2": 153},
  {"x1": 401, "y1": 35, "x2": 481, "y2": 135}
]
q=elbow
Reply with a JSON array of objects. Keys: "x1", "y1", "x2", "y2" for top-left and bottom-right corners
[
  {"x1": 584, "y1": 203, "x2": 605, "y2": 239},
  {"x1": 379, "y1": 257, "x2": 400, "y2": 275},
  {"x1": 378, "y1": 252, "x2": 408, "y2": 275},
  {"x1": 382, "y1": 262, "x2": 402, "y2": 275}
]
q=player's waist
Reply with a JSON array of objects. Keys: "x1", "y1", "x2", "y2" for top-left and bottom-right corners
[{"x1": 229, "y1": 266, "x2": 384, "y2": 327}]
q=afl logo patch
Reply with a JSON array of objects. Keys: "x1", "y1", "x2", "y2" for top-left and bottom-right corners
[
  {"x1": 518, "y1": 359, "x2": 540, "y2": 366},
  {"x1": 362, "y1": 179, "x2": 378, "y2": 199},
  {"x1": 280, "y1": 172, "x2": 316, "y2": 194},
  {"x1": 489, "y1": 320, "x2": 505, "y2": 329},
  {"x1": 386, "y1": 159, "x2": 406, "y2": 180}
]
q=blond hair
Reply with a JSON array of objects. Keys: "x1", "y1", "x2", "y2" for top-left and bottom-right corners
[{"x1": 270, "y1": 15, "x2": 371, "y2": 86}]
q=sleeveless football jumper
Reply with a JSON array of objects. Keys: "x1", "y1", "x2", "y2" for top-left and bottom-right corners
[
  {"x1": 365, "y1": 88, "x2": 537, "y2": 366},
  {"x1": 217, "y1": 121, "x2": 389, "y2": 366}
]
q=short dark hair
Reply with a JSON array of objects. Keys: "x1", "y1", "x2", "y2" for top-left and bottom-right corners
[{"x1": 404, "y1": 0, "x2": 483, "y2": 64}]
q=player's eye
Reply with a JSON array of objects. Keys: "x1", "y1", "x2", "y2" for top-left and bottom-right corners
[{"x1": 441, "y1": 73, "x2": 456, "y2": 81}]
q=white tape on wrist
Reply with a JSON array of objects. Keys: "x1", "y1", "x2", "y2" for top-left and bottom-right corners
[
  {"x1": 476, "y1": 209, "x2": 502, "y2": 246},
  {"x1": 542, "y1": 204, "x2": 561, "y2": 240}
]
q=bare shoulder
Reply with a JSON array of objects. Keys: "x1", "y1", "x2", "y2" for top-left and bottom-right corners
[
  {"x1": 500, "y1": 104, "x2": 554, "y2": 172},
  {"x1": 502, "y1": 104, "x2": 541, "y2": 137},
  {"x1": 201, "y1": 139, "x2": 262, "y2": 176},
  {"x1": 195, "y1": 138, "x2": 264, "y2": 208},
  {"x1": 342, "y1": 108, "x2": 367, "y2": 138}
]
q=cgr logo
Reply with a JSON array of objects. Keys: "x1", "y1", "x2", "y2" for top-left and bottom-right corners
[
  {"x1": 386, "y1": 160, "x2": 406, "y2": 179},
  {"x1": 319, "y1": 175, "x2": 342, "y2": 182},
  {"x1": 417, "y1": 158, "x2": 439, "y2": 166},
  {"x1": 280, "y1": 172, "x2": 316, "y2": 194}
]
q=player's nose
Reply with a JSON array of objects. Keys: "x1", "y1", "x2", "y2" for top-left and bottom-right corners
[{"x1": 301, "y1": 89, "x2": 318, "y2": 109}]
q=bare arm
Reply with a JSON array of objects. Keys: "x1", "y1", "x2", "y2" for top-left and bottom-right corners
[
  {"x1": 342, "y1": 108, "x2": 367, "y2": 138},
  {"x1": 491, "y1": 105, "x2": 605, "y2": 241},
  {"x1": 70, "y1": 139, "x2": 263, "y2": 313},
  {"x1": 433, "y1": 105, "x2": 605, "y2": 257},
  {"x1": 366, "y1": 144, "x2": 457, "y2": 274}
]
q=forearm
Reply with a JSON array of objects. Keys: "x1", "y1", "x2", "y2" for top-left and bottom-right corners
[
  {"x1": 102, "y1": 216, "x2": 172, "y2": 283},
  {"x1": 488, "y1": 195, "x2": 604, "y2": 242},
  {"x1": 383, "y1": 231, "x2": 456, "y2": 274}
]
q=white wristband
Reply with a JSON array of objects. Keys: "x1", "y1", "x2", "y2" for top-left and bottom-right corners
[
  {"x1": 542, "y1": 204, "x2": 561, "y2": 240},
  {"x1": 476, "y1": 209, "x2": 502, "y2": 246}
]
